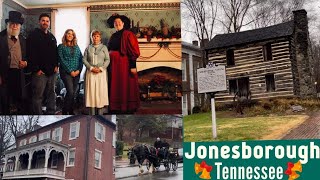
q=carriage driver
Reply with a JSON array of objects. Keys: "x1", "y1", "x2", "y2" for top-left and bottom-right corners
[{"x1": 154, "y1": 137, "x2": 162, "y2": 149}]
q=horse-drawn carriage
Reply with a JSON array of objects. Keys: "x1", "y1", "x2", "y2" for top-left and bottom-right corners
[
  {"x1": 146, "y1": 147, "x2": 179, "y2": 172},
  {"x1": 129, "y1": 144, "x2": 179, "y2": 174}
]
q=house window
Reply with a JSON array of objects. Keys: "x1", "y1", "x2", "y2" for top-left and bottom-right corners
[
  {"x1": 229, "y1": 79, "x2": 237, "y2": 95},
  {"x1": 19, "y1": 139, "x2": 27, "y2": 147},
  {"x1": 94, "y1": 149, "x2": 102, "y2": 169},
  {"x1": 182, "y1": 58, "x2": 187, "y2": 81},
  {"x1": 95, "y1": 122, "x2": 105, "y2": 142},
  {"x1": 265, "y1": 74, "x2": 276, "y2": 92},
  {"x1": 69, "y1": 121, "x2": 80, "y2": 140},
  {"x1": 194, "y1": 61, "x2": 200, "y2": 83},
  {"x1": 67, "y1": 149, "x2": 75, "y2": 166},
  {"x1": 226, "y1": 49, "x2": 235, "y2": 66},
  {"x1": 51, "y1": 152, "x2": 58, "y2": 168},
  {"x1": 29, "y1": 136, "x2": 37, "y2": 143},
  {"x1": 182, "y1": 94, "x2": 187, "y2": 109},
  {"x1": 52, "y1": 127, "x2": 63, "y2": 142},
  {"x1": 263, "y1": 43, "x2": 273, "y2": 61},
  {"x1": 39, "y1": 131, "x2": 51, "y2": 141}
]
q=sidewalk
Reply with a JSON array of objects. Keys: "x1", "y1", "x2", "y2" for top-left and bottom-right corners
[
  {"x1": 282, "y1": 112, "x2": 320, "y2": 139},
  {"x1": 116, "y1": 159, "x2": 138, "y2": 168}
]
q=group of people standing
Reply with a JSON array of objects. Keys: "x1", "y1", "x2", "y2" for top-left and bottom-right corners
[{"x1": 0, "y1": 11, "x2": 140, "y2": 115}]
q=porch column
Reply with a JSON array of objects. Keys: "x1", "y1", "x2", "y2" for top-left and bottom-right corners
[
  {"x1": 188, "y1": 53, "x2": 195, "y2": 112},
  {"x1": 27, "y1": 152, "x2": 32, "y2": 170},
  {"x1": 3, "y1": 156, "x2": 7, "y2": 173},
  {"x1": 14, "y1": 154, "x2": 19, "y2": 171},
  {"x1": 44, "y1": 147, "x2": 50, "y2": 168},
  {"x1": 63, "y1": 152, "x2": 67, "y2": 171}
]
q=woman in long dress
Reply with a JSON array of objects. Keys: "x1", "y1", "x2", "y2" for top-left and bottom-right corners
[
  {"x1": 107, "y1": 14, "x2": 140, "y2": 113},
  {"x1": 83, "y1": 30, "x2": 110, "y2": 115},
  {"x1": 58, "y1": 29, "x2": 83, "y2": 115}
]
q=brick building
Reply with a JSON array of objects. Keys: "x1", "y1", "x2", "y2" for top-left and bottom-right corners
[{"x1": 2, "y1": 115, "x2": 116, "y2": 180}]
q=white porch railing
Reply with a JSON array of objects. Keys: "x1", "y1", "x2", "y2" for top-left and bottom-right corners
[{"x1": 3, "y1": 168, "x2": 65, "y2": 179}]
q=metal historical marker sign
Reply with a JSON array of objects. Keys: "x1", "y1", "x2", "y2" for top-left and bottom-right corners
[
  {"x1": 197, "y1": 64, "x2": 227, "y2": 139},
  {"x1": 197, "y1": 65, "x2": 227, "y2": 93}
]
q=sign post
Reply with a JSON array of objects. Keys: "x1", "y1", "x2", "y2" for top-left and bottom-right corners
[
  {"x1": 197, "y1": 65, "x2": 226, "y2": 139},
  {"x1": 210, "y1": 93, "x2": 217, "y2": 138}
]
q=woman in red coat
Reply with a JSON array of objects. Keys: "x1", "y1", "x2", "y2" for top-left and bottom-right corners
[{"x1": 107, "y1": 14, "x2": 140, "y2": 113}]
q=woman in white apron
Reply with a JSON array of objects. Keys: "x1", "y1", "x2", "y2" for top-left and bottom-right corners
[{"x1": 83, "y1": 30, "x2": 110, "y2": 115}]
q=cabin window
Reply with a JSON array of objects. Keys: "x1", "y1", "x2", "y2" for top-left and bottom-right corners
[
  {"x1": 229, "y1": 79, "x2": 237, "y2": 94},
  {"x1": 263, "y1": 43, "x2": 273, "y2": 61},
  {"x1": 229, "y1": 77, "x2": 250, "y2": 95},
  {"x1": 226, "y1": 49, "x2": 235, "y2": 66},
  {"x1": 265, "y1": 74, "x2": 276, "y2": 92}
]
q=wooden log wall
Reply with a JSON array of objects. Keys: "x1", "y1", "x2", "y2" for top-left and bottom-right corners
[{"x1": 207, "y1": 38, "x2": 296, "y2": 103}]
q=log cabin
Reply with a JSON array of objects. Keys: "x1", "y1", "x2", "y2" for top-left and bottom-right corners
[{"x1": 204, "y1": 9, "x2": 316, "y2": 103}]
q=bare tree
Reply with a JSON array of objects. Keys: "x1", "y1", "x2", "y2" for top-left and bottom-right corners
[
  {"x1": 9, "y1": 115, "x2": 40, "y2": 144},
  {"x1": 218, "y1": 0, "x2": 257, "y2": 33},
  {"x1": 182, "y1": 0, "x2": 218, "y2": 41},
  {"x1": 251, "y1": 0, "x2": 306, "y2": 28},
  {"x1": 0, "y1": 116, "x2": 13, "y2": 156}
]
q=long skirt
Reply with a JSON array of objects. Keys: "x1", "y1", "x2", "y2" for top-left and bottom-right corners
[
  {"x1": 85, "y1": 69, "x2": 108, "y2": 108},
  {"x1": 109, "y1": 51, "x2": 140, "y2": 112}
]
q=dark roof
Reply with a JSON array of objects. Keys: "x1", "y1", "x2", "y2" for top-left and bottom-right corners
[
  {"x1": 205, "y1": 21, "x2": 294, "y2": 50},
  {"x1": 17, "y1": 115, "x2": 116, "y2": 138}
]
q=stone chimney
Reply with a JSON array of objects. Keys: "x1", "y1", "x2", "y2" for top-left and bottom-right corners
[
  {"x1": 192, "y1": 40, "x2": 198, "y2": 46},
  {"x1": 293, "y1": 9, "x2": 316, "y2": 97},
  {"x1": 200, "y1": 39, "x2": 209, "y2": 48}
]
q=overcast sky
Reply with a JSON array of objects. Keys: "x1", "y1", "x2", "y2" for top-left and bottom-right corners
[{"x1": 38, "y1": 115, "x2": 71, "y2": 126}]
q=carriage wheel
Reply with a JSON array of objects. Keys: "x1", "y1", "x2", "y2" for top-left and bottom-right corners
[
  {"x1": 164, "y1": 159, "x2": 170, "y2": 172},
  {"x1": 171, "y1": 159, "x2": 178, "y2": 171}
]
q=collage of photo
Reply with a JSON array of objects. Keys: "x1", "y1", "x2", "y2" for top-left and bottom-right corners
[
  {"x1": 1, "y1": 0, "x2": 320, "y2": 180},
  {"x1": 0, "y1": 0, "x2": 182, "y2": 179}
]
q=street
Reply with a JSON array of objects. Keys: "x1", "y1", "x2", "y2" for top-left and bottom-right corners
[{"x1": 115, "y1": 162, "x2": 183, "y2": 179}]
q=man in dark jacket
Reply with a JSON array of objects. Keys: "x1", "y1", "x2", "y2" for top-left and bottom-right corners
[
  {"x1": 0, "y1": 11, "x2": 28, "y2": 114},
  {"x1": 154, "y1": 137, "x2": 162, "y2": 149},
  {"x1": 161, "y1": 139, "x2": 170, "y2": 149},
  {"x1": 27, "y1": 13, "x2": 58, "y2": 114}
]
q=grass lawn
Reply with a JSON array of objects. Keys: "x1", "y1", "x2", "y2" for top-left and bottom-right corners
[{"x1": 184, "y1": 111, "x2": 308, "y2": 142}]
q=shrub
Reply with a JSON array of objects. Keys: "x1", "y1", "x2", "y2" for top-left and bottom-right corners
[
  {"x1": 116, "y1": 141, "x2": 124, "y2": 156},
  {"x1": 192, "y1": 106, "x2": 201, "y2": 114}
]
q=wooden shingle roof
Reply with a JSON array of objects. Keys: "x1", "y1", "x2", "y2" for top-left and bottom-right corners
[{"x1": 205, "y1": 20, "x2": 294, "y2": 50}]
